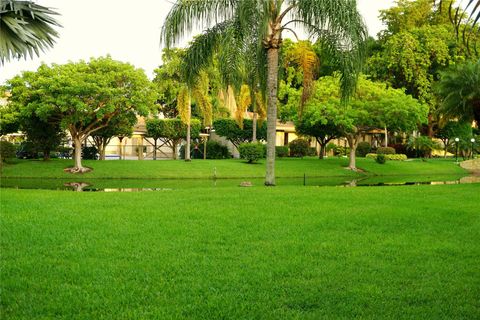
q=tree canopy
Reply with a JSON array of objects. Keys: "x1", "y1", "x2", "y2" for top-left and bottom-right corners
[{"x1": 6, "y1": 56, "x2": 155, "y2": 172}]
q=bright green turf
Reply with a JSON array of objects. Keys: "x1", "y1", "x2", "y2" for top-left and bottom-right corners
[
  {"x1": 0, "y1": 157, "x2": 467, "y2": 179},
  {"x1": 1, "y1": 184, "x2": 479, "y2": 319}
]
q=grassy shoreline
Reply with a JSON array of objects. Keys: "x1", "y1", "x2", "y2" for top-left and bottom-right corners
[{"x1": 0, "y1": 157, "x2": 468, "y2": 179}]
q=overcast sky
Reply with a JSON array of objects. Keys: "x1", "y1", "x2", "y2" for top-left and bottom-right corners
[{"x1": 0, "y1": 0, "x2": 394, "y2": 84}]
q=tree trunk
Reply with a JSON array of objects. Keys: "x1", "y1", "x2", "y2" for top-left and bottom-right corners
[
  {"x1": 384, "y1": 126, "x2": 388, "y2": 147},
  {"x1": 153, "y1": 139, "x2": 157, "y2": 160},
  {"x1": 185, "y1": 124, "x2": 191, "y2": 161},
  {"x1": 73, "y1": 136, "x2": 84, "y2": 171},
  {"x1": 43, "y1": 148, "x2": 51, "y2": 161},
  {"x1": 319, "y1": 144, "x2": 325, "y2": 160},
  {"x1": 346, "y1": 135, "x2": 358, "y2": 170},
  {"x1": 265, "y1": 47, "x2": 279, "y2": 186},
  {"x1": 252, "y1": 112, "x2": 257, "y2": 142},
  {"x1": 173, "y1": 141, "x2": 178, "y2": 160}
]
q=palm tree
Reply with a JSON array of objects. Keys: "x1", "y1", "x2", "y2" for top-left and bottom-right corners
[
  {"x1": 162, "y1": 0, "x2": 366, "y2": 186},
  {"x1": 0, "y1": 1, "x2": 61, "y2": 65},
  {"x1": 436, "y1": 59, "x2": 480, "y2": 125},
  {"x1": 435, "y1": 0, "x2": 479, "y2": 53}
]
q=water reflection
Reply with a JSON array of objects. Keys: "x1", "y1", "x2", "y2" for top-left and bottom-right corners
[{"x1": 1, "y1": 175, "x2": 478, "y2": 192}]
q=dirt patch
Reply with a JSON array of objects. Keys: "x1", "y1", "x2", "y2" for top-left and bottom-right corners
[{"x1": 63, "y1": 167, "x2": 93, "y2": 174}]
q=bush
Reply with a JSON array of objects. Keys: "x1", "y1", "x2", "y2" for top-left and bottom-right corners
[
  {"x1": 82, "y1": 146, "x2": 98, "y2": 160},
  {"x1": 276, "y1": 146, "x2": 289, "y2": 158},
  {"x1": 180, "y1": 140, "x2": 231, "y2": 159},
  {"x1": 307, "y1": 147, "x2": 317, "y2": 156},
  {"x1": 375, "y1": 153, "x2": 386, "y2": 164},
  {"x1": 356, "y1": 141, "x2": 371, "y2": 157},
  {"x1": 289, "y1": 139, "x2": 310, "y2": 157},
  {"x1": 0, "y1": 141, "x2": 17, "y2": 162},
  {"x1": 366, "y1": 153, "x2": 407, "y2": 161},
  {"x1": 238, "y1": 142, "x2": 265, "y2": 163},
  {"x1": 377, "y1": 146, "x2": 396, "y2": 154}
]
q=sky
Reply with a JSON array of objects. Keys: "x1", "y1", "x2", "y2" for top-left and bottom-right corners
[{"x1": 0, "y1": 0, "x2": 395, "y2": 84}]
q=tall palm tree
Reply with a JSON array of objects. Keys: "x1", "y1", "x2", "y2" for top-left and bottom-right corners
[
  {"x1": 436, "y1": 59, "x2": 480, "y2": 125},
  {"x1": 0, "y1": 0, "x2": 61, "y2": 65},
  {"x1": 162, "y1": 0, "x2": 366, "y2": 186}
]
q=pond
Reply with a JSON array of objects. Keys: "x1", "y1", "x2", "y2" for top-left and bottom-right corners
[{"x1": 1, "y1": 174, "x2": 479, "y2": 191}]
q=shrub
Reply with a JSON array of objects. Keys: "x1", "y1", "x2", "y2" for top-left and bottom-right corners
[
  {"x1": 0, "y1": 141, "x2": 17, "y2": 162},
  {"x1": 82, "y1": 146, "x2": 98, "y2": 160},
  {"x1": 366, "y1": 153, "x2": 407, "y2": 161},
  {"x1": 376, "y1": 153, "x2": 386, "y2": 164},
  {"x1": 180, "y1": 140, "x2": 231, "y2": 159},
  {"x1": 307, "y1": 147, "x2": 317, "y2": 156},
  {"x1": 289, "y1": 139, "x2": 310, "y2": 157},
  {"x1": 356, "y1": 141, "x2": 371, "y2": 157},
  {"x1": 276, "y1": 146, "x2": 289, "y2": 158},
  {"x1": 377, "y1": 146, "x2": 396, "y2": 154},
  {"x1": 238, "y1": 142, "x2": 265, "y2": 163}
]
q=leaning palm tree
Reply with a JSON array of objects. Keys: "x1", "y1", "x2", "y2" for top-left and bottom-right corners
[
  {"x1": 436, "y1": 59, "x2": 480, "y2": 125},
  {"x1": 162, "y1": 0, "x2": 367, "y2": 186},
  {"x1": 0, "y1": 0, "x2": 60, "y2": 65}
]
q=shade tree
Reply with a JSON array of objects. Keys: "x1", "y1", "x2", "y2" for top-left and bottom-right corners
[{"x1": 6, "y1": 56, "x2": 155, "y2": 172}]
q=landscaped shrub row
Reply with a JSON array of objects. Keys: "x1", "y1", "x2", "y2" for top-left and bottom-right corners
[
  {"x1": 275, "y1": 146, "x2": 289, "y2": 158},
  {"x1": 366, "y1": 153, "x2": 408, "y2": 160}
]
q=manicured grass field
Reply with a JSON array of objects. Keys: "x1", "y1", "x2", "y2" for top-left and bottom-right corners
[
  {"x1": 1, "y1": 184, "x2": 479, "y2": 319},
  {"x1": 0, "y1": 157, "x2": 467, "y2": 179}
]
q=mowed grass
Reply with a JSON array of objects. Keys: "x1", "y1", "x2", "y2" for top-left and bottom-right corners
[
  {"x1": 0, "y1": 157, "x2": 467, "y2": 179},
  {"x1": 1, "y1": 184, "x2": 479, "y2": 319}
]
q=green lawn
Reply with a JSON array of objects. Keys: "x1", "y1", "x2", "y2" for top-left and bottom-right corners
[
  {"x1": 1, "y1": 184, "x2": 479, "y2": 319},
  {"x1": 0, "y1": 157, "x2": 467, "y2": 179}
]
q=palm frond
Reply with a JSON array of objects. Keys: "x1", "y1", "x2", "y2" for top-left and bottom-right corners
[
  {"x1": 160, "y1": 0, "x2": 237, "y2": 48},
  {"x1": 292, "y1": 0, "x2": 367, "y2": 100},
  {"x1": 436, "y1": 0, "x2": 480, "y2": 53},
  {"x1": 0, "y1": 0, "x2": 61, "y2": 64}
]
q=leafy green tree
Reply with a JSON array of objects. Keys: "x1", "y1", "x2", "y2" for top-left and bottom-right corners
[
  {"x1": 0, "y1": 102, "x2": 20, "y2": 136},
  {"x1": 436, "y1": 59, "x2": 480, "y2": 125},
  {"x1": 212, "y1": 118, "x2": 267, "y2": 149},
  {"x1": 407, "y1": 135, "x2": 441, "y2": 158},
  {"x1": 368, "y1": 0, "x2": 475, "y2": 138},
  {"x1": 153, "y1": 48, "x2": 186, "y2": 118},
  {"x1": 145, "y1": 118, "x2": 201, "y2": 160},
  {"x1": 20, "y1": 114, "x2": 64, "y2": 160},
  {"x1": 295, "y1": 105, "x2": 341, "y2": 159},
  {"x1": 313, "y1": 75, "x2": 427, "y2": 170},
  {"x1": 162, "y1": 0, "x2": 367, "y2": 186},
  {"x1": 436, "y1": 120, "x2": 473, "y2": 157},
  {"x1": 0, "y1": 1, "x2": 61, "y2": 64},
  {"x1": 6, "y1": 56, "x2": 155, "y2": 172},
  {"x1": 90, "y1": 113, "x2": 137, "y2": 160}
]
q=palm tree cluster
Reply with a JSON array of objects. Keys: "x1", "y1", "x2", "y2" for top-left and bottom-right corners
[{"x1": 162, "y1": 0, "x2": 367, "y2": 185}]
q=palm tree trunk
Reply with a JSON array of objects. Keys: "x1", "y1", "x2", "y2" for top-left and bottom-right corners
[
  {"x1": 252, "y1": 112, "x2": 257, "y2": 142},
  {"x1": 185, "y1": 104, "x2": 191, "y2": 161},
  {"x1": 265, "y1": 47, "x2": 279, "y2": 186}
]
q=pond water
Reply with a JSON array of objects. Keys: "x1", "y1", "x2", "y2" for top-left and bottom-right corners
[{"x1": 1, "y1": 175, "x2": 478, "y2": 191}]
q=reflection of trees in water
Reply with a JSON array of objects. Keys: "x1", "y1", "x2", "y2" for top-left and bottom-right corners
[{"x1": 64, "y1": 182, "x2": 90, "y2": 192}]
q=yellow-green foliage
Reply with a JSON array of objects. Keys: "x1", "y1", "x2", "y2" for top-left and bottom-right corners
[
  {"x1": 192, "y1": 71, "x2": 213, "y2": 126},
  {"x1": 177, "y1": 86, "x2": 191, "y2": 125},
  {"x1": 235, "y1": 85, "x2": 251, "y2": 128},
  {"x1": 366, "y1": 153, "x2": 408, "y2": 161}
]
